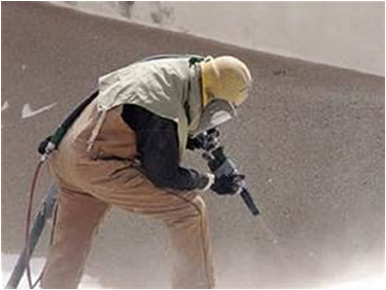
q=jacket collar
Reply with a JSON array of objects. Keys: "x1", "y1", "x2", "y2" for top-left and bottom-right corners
[{"x1": 186, "y1": 63, "x2": 203, "y2": 134}]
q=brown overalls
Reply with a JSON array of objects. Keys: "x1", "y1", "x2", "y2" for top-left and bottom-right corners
[{"x1": 41, "y1": 99, "x2": 215, "y2": 288}]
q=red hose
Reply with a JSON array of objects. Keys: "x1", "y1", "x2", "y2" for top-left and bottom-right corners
[{"x1": 25, "y1": 159, "x2": 45, "y2": 289}]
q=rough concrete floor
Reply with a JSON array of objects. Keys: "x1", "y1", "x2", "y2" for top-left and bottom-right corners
[{"x1": 1, "y1": 2, "x2": 384, "y2": 288}]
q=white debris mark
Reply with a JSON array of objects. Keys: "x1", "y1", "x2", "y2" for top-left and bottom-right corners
[
  {"x1": 21, "y1": 103, "x2": 57, "y2": 119},
  {"x1": 328, "y1": 276, "x2": 386, "y2": 290},
  {"x1": 21, "y1": 64, "x2": 27, "y2": 71},
  {"x1": 2, "y1": 101, "x2": 10, "y2": 111}
]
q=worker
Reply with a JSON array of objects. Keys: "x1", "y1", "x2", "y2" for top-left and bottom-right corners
[{"x1": 41, "y1": 55, "x2": 252, "y2": 289}]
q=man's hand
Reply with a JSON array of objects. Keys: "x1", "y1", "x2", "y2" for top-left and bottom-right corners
[
  {"x1": 210, "y1": 174, "x2": 245, "y2": 195},
  {"x1": 186, "y1": 137, "x2": 202, "y2": 151},
  {"x1": 187, "y1": 128, "x2": 220, "y2": 151}
]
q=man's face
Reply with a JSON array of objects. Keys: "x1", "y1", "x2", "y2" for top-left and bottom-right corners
[{"x1": 193, "y1": 99, "x2": 236, "y2": 136}]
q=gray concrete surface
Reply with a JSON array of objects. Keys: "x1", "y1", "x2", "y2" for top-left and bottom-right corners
[
  {"x1": 54, "y1": 1, "x2": 386, "y2": 76},
  {"x1": 1, "y1": 2, "x2": 384, "y2": 288}
]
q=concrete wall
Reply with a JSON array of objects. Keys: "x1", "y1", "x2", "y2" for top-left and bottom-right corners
[
  {"x1": 2, "y1": 3, "x2": 384, "y2": 288},
  {"x1": 55, "y1": 1, "x2": 385, "y2": 76}
]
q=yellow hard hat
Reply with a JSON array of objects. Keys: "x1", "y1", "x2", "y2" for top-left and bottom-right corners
[{"x1": 200, "y1": 56, "x2": 252, "y2": 107}]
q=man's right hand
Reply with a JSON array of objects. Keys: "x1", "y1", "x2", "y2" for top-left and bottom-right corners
[{"x1": 210, "y1": 174, "x2": 245, "y2": 195}]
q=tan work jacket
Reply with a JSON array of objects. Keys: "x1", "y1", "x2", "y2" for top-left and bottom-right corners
[{"x1": 85, "y1": 58, "x2": 203, "y2": 156}]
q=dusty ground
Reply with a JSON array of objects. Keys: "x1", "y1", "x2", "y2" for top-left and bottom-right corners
[{"x1": 1, "y1": 2, "x2": 384, "y2": 288}]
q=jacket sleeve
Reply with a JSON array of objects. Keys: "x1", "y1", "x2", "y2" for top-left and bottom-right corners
[{"x1": 121, "y1": 105, "x2": 209, "y2": 191}]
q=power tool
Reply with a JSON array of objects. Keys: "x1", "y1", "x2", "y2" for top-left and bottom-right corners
[{"x1": 192, "y1": 128, "x2": 260, "y2": 216}]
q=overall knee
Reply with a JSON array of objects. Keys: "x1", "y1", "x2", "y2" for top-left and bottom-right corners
[
  {"x1": 164, "y1": 195, "x2": 207, "y2": 227},
  {"x1": 190, "y1": 196, "x2": 206, "y2": 217},
  {"x1": 181, "y1": 195, "x2": 207, "y2": 223}
]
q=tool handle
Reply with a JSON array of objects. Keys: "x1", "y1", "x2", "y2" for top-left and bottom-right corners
[{"x1": 240, "y1": 188, "x2": 260, "y2": 216}]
